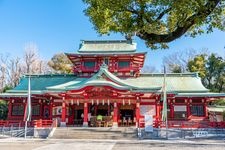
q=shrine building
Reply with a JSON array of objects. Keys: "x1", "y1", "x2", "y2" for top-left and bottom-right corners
[{"x1": 1, "y1": 40, "x2": 225, "y2": 128}]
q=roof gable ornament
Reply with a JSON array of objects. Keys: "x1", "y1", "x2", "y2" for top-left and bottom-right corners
[
  {"x1": 100, "y1": 63, "x2": 108, "y2": 70},
  {"x1": 96, "y1": 64, "x2": 109, "y2": 80}
]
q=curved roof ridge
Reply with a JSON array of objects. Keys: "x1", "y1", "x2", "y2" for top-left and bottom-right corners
[
  {"x1": 140, "y1": 72, "x2": 199, "y2": 77},
  {"x1": 78, "y1": 39, "x2": 137, "y2": 53},
  {"x1": 65, "y1": 52, "x2": 147, "y2": 55},
  {"x1": 23, "y1": 74, "x2": 75, "y2": 78},
  {"x1": 66, "y1": 64, "x2": 161, "y2": 91},
  {"x1": 66, "y1": 80, "x2": 130, "y2": 91},
  {"x1": 80, "y1": 39, "x2": 133, "y2": 43},
  {"x1": 77, "y1": 64, "x2": 133, "y2": 88}
]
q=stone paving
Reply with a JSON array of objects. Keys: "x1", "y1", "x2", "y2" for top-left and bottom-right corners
[{"x1": 0, "y1": 138, "x2": 225, "y2": 150}]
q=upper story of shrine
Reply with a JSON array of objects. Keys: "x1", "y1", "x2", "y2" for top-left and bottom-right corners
[{"x1": 65, "y1": 40, "x2": 146, "y2": 77}]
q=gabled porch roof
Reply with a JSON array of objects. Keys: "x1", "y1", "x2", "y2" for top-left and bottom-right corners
[{"x1": 47, "y1": 64, "x2": 161, "y2": 92}]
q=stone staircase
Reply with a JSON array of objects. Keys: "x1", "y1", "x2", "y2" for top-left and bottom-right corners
[{"x1": 50, "y1": 127, "x2": 137, "y2": 140}]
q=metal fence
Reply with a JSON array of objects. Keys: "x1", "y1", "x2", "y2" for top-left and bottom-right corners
[
  {"x1": 138, "y1": 127, "x2": 225, "y2": 139},
  {"x1": 0, "y1": 125, "x2": 34, "y2": 138}
]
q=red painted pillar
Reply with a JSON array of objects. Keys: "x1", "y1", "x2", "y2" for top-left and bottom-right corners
[
  {"x1": 7, "y1": 100, "x2": 12, "y2": 119},
  {"x1": 135, "y1": 102, "x2": 140, "y2": 128},
  {"x1": 94, "y1": 105, "x2": 97, "y2": 116},
  {"x1": 108, "y1": 105, "x2": 110, "y2": 116},
  {"x1": 170, "y1": 104, "x2": 174, "y2": 118},
  {"x1": 61, "y1": 97, "x2": 66, "y2": 127},
  {"x1": 156, "y1": 103, "x2": 161, "y2": 120},
  {"x1": 187, "y1": 104, "x2": 191, "y2": 119},
  {"x1": 204, "y1": 102, "x2": 208, "y2": 117},
  {"x1": 156, "y1": 103, "x2": 163, "y2": 127},
  {"x1": 112, "y1": 102, "x2": 118, "y2": 127},
  {"x1": 83, "y1": 102, "x2": 88, "y2": 127},
  {"x1": 187, "y1": 99, "x2": 191, "y2": 119},
  {"x1": 49, "y1": 102, "x2": 53, "y2": 119},
  {"x1": 49, "y1": 97, "x2": 53, "y2": 119},
  {"x1": 39, "y1": 101, "x2": 42, "y2": 119}
]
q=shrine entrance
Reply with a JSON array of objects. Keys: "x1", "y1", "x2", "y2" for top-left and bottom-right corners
[
  {"x1": 96, "y1": 104, "x2": 109, "y2": 116},
  {"x1": 73, "y1": 104, "x2": 84, "y2": 126},
  {"x1": 119, "y1": 104, "x2": 136, "y2": 126},
  {"x1": 64, "y1": 85, "x2": 141, "y2": 127}
]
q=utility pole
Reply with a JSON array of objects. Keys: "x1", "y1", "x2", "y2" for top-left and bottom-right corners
[
  {"x1": 24, "y1": 75, "x2": 31, "y2": 138},
  {"x1": 162, "y1": 66, "x2": 168, "y2": 139}
]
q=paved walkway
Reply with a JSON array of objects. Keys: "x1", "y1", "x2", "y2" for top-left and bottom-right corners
[{"x1": 0, "y1": 138, "x2": 225, "y2": 150}]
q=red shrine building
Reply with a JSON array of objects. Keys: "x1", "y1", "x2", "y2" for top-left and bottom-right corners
[{"x1": 1, "y1": 40, "x2": 225, "y2": 128}]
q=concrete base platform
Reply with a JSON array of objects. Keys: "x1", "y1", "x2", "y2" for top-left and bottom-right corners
[
  {"x1": 112, "y1": 122, "x2": 118, "y2": 128},
  {"x1": 83, "y1": 122, "x2": 88, "y2": 127},
  {"x1": 60, "y1": 122, "x2": 66, "y2": 127}
]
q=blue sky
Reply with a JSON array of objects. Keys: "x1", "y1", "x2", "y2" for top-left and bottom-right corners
[{"x1": 0, "y1": 0, "x2": 224, "y2": 70}]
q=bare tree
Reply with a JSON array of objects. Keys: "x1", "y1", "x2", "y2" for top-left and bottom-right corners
[
  {"x1": 7, "y1": 57, "x2": 23, "y2": 88},
  {"x1": 0, "y1": 42, "x2": 54, "y2": 92},
  {"x1": 23, "y1": 43, "x2": 39, "y2": 74},
  {"x1": 35, "y1": 60, "x2": 53, "y2": 74},
  {"x1": 23, "y1": 43, "x2": 52, "y2": 74},
  {"x1": 162, "y1": 49, "x2": 208, "y2": 73},
  {"x1": 141, "y1": 65, "x2": 158, "y2": 73},
  {"x1": 0, "y1": 54, "x2": 9, "y2": 92}
]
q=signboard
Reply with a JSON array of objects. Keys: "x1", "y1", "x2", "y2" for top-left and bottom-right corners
[
  {"x1": 192, "y1": 131, "x2": 208, "y2": 137},
  {"x1": 140, "y1": 105, "x2": 156, "y2": 116},
  {"x1": 144, "y1": 115, "x2": 153, "y2": 132},
  {"x1": 53, "y1": 106, "x2": 62, "y2": 115}
]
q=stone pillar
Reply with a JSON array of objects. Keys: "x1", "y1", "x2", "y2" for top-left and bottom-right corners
[
  {"x1": 83, "y1": 102, "x2": 88, "y2": 127},
  {"x1": 135, "y1": 102, "x2": 140, "y2": 128},
  {"x1": 60, "y1": 97, "x2": 66, "y2": 127},
  {"x1": 112, "y1": 102, "x2": 118, "y2": 127}
]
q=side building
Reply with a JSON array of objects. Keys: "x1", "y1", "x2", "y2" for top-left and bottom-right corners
[{"x1": 1, "y1": 40, "x2": 225, "y2": 128}]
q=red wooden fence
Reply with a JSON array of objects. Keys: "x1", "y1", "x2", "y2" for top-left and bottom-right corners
[{"x1": 0, "y1": 119, "x2": 57, "y2": 128}]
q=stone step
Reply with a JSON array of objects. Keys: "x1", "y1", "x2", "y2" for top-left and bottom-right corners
[
  {"x1": 54, "y1": 127, "x2": 136, "y2": 132},
  {"x1": 51, "y1": 127, "x2": 137, "y2": 139}
]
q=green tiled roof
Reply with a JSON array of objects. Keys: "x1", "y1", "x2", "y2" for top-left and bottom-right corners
[
  {"x1": 0, "y1": 93, "x2": 31, "y2": 97},
  {"x1": 78, "y1": 40, "x2": 137, "y2": 53},
  {"x1": 7, "y1": 74, "x2": 76, "y2": 94},
  {"x1": 175, "y1": 92, "x2": 225, "y2": 97},
  {"x1": 1, "y1": 66, "x2": 223, "y2": 98},
  {"x1": 125, "y1": 73, "x2": 209, "y2": 93}
]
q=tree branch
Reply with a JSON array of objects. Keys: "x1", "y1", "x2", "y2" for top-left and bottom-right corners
[
  {"x1": 136, "y1": 0, "x2": 221, "y2": 44},
  {"x1": 156, "y1": 7, "x2": 172, "y2": 21}
]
